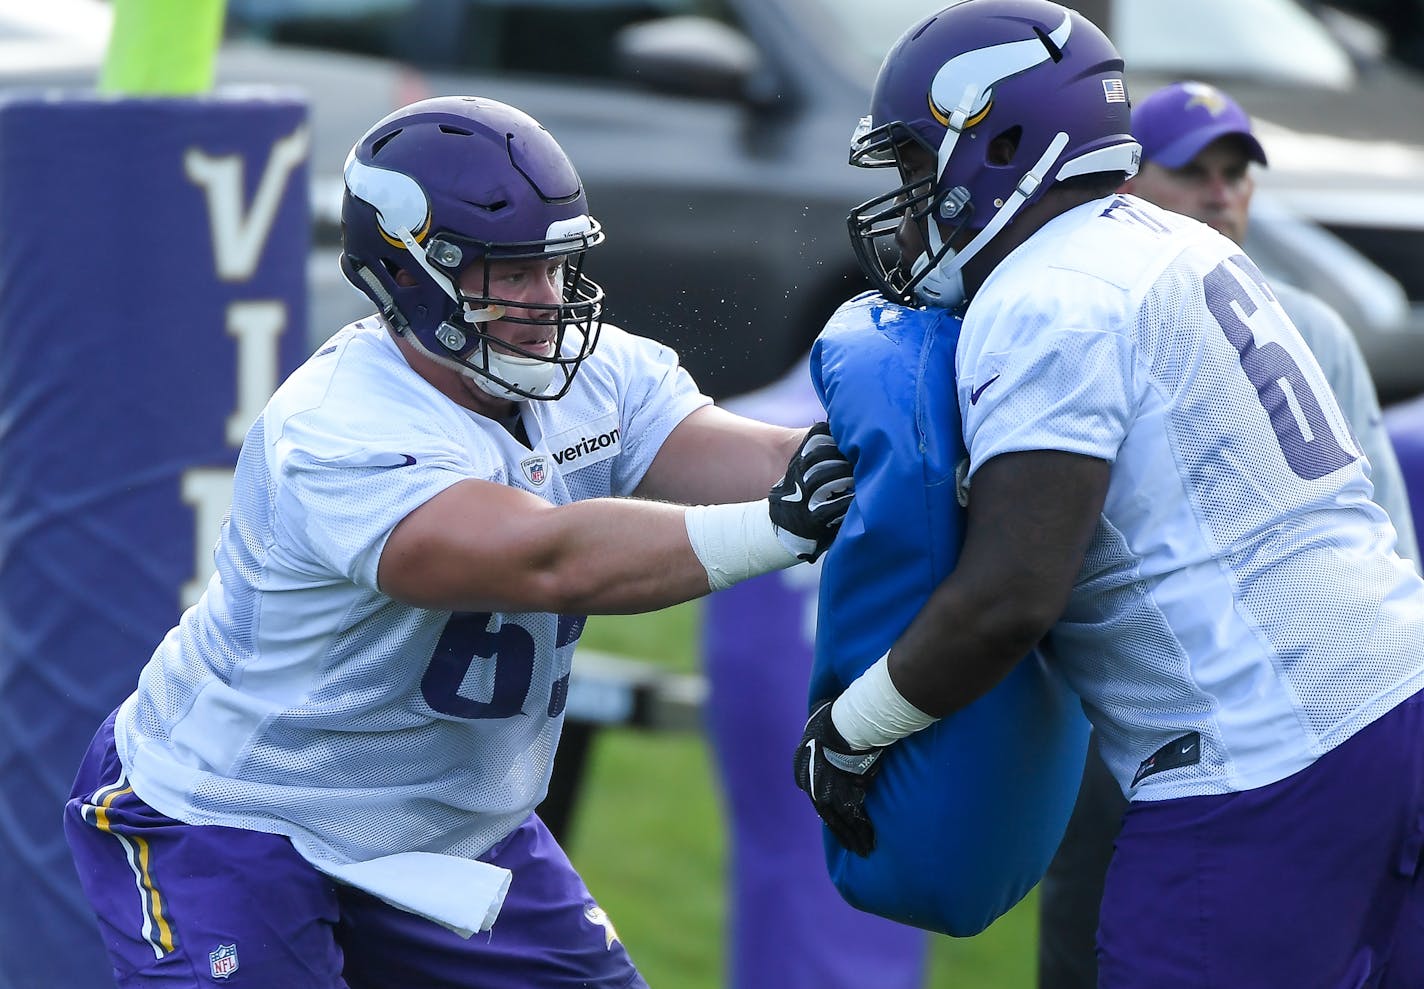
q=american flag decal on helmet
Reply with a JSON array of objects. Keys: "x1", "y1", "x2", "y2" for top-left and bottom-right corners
[{"x1": 1102, "y1": 79, "x2": 1127, "y2": 103}]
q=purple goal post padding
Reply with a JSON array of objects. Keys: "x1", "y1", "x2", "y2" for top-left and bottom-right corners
[{"x1": 0, "y1": 91, "x2": 310, "y2": 988}]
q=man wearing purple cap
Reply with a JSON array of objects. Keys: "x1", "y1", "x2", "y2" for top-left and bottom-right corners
[
  {"x1": 1123, "y1": 80, "x2": 1267, "y2": 244},
  {"x1": 1038, "y1": 79, "x2": 1420, "y2": 989}
]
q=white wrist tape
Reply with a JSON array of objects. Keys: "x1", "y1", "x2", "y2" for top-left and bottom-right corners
[
  {"x1": 831, "y1": 653, "x2": 937, "y2": 749},
  {"x1": 684, "y1": 500, "x2": 800, "y2": 592}
]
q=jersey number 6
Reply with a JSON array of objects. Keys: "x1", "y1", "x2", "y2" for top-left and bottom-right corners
[
  {"x1": 420, "y1": 612, "x2": 585, "y2": 719},
  {"x1": 1203, "y1": 254, "x2": 1357, "y2": 481}
]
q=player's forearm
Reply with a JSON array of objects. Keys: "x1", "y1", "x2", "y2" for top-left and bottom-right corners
[
  {"x1": 832, "y1": 450, "x2": 1106, "y2": 746},
  {"x1": 528, "y1": 496, "x2": 806, "y2": 613},
  {"x1": 380, "y1": 422, "x2": 845, "y2": 614},
  {"x1": 886, "y1": 577, "x2": 1051, "y2": 716},
  {"x1": 831, "y1": 571, "x2": 1048, "y2": 750},
  {"x1": 379, "y1": 487, "x2": 798, "y2": 615},
  {"x1": 380, "y1": 495, "x2": 694, "y2": 614},
  {"x1": 517, "y1": 498, "x2": 720, "y2": 614}
]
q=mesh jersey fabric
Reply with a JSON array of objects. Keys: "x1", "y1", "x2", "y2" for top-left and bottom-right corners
[
  {"x1": 116, "y1": 317, "x2": 710, "y2": 872},
  {"x1": 958, "y1": 194, "x2": 1424, "y2": 800},
  {"x1": 1269, "y1": 279, "x2": 1419, "y2": 563}
]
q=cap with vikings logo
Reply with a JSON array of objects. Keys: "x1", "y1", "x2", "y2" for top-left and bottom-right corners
[{"x1": 1132, "y1": 80, "x2": 1268, "y2": 169}]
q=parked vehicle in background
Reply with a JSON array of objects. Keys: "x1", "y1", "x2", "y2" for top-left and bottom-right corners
[
  {"x1": 1075, "y1": 0, "x2": 1424, "y2": 401},
  {"x1": 220, "y1": 0, "x2": 1424, "y2": 401},
  {"x1": 6, "y1": 0, "x2": 1424, "y2": 400},
  {"x1": 224, "y1": 0, "x2": 889, "y2": 398}
]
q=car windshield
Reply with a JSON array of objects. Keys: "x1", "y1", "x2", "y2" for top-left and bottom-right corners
[
  {"x1": 0, "y1": 0, "x2": 112, "y2": 71},
  {"x1": 1112, "y1": 0, "x2": 1354, "y2": 88},
  {"x1": 814, "y1": 0, "x2": 955, "y2": 76},
  {"x1": 820, "y1": 0, "x2": 1357, "y2": 89}
]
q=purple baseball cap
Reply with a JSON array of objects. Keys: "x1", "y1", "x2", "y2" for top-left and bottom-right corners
[{"x1": 1133, "y1": 81, "x2": 1268, "y2": 169}]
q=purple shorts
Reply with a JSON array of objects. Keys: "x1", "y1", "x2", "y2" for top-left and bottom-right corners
[
  {"x1": 1098, "y1": 690, "x2": 1424, "y2": 988},
  {"x1": 63, "y1": 712, "x2": 646, "y2": 989}
]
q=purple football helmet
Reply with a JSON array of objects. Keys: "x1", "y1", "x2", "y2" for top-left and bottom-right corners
[
  {"x1": 847, "y1": 0, "x2": 1140, "y2": 309},
  {"x1": 340, "y1": 96, "x2": 605, "y2": 400}
]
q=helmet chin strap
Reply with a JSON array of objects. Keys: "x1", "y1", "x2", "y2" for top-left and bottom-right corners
[
  {"x1": 467, "y1": 349, "x2": 559, "y2": 400},
  {"x1": 390, "y1": 222, "x2": 567, "y2": 399},
  {"x1": 910, "y1": 252, "x2": 965, "y2": 309},
  {"x1": 914, "y1": 131, "x2": 1071, "y2": 308},
  {"x1": 399, "y1": 325, "x2": 559, "y2": 401}
]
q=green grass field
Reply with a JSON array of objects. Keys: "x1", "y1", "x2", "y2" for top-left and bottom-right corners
[{"x1": 566, "y1": 603, "x2": 1039, "y2": 988}]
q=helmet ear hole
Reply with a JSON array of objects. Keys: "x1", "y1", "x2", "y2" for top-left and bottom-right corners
[{"x1": 988, "y1": 127, "x2": 1022, "y2": 166}]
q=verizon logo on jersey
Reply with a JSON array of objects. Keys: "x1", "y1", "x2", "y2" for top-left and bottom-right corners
[{"x1": 548, "y1": 418, "x2": 622, "y2": 470}]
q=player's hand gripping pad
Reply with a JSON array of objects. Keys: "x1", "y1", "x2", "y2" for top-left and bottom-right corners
[{"x1": 809, "y1": 293, "x2": 1090, "y2": 936}]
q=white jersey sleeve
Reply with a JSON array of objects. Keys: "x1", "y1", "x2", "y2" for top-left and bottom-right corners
[
  {"x1": 957, "y1": 314, "x2": 1138, "y2": 469},
  {"x1": 958, "y1": 195, "x2": 1424, "y2": 801},
  {"x1": 268, "y1": 330, "x2": 492, "y2": 588},
  {"x1": 558, "y1": 323, "x2": 709, "y2": 495}
]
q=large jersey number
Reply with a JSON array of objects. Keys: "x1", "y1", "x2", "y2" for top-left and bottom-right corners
[
  {"x1": 421, "y1": 612, "x2": 586, "y2": 719},
  {"x1": 1202, "y1": 255, "x2": 1356, "y2": 480}
]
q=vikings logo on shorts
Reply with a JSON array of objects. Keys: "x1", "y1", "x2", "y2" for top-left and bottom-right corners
[{"x1": 583, "y1": 905, "x2": 621, "y2": 949}]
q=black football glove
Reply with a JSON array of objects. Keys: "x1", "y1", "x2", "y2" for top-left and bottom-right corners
[
  {"x1": 769, "y1": 422, "x2": 854, "y2": 563},
  {"x1": 792, "y1": 699, "x2": 885, "y2": 857}
]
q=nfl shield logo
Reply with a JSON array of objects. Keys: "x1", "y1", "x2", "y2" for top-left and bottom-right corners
[
  {"x1": 521, "y1": 456, "x2": 548, "y2": 486},
  {"x1": 209, "y1": 943, "x2": 239, "y2": 979}
]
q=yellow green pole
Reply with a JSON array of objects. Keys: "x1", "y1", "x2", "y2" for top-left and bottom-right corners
[{"x1": 99, "y1": 0, "x2": 228, "y2": 96}]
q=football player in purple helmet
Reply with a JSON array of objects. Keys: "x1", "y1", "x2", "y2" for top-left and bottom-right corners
[
  {"x1": 795, "y1": 3, "x2": 1424, "y2": 985},
  {"x1": 63, "y1": 95, "x2": 854, "y2": 988},
  {"x1": 845, "y1": 0, "x2": 1139, "y2": 312},
  {"x1": 1039, "y1": 78, "x2": 1422, "y2": 989},
  {"x1": 340, "y1": 97, "x2": 605, "y2": 403}
]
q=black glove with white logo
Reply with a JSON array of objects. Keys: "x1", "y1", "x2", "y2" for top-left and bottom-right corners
[
  {"x1": 792, "y1": 699, "x2": 885, "y2": 857},
  {"x1": 769, "y1": 422, "x2": 854, "y2": 563}
]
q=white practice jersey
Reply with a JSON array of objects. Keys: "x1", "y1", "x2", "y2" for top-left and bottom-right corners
[
  {"x1": 1270, "y1": 280, "x2": 1419, "y2": 564},
  {"x1": 958, "y1": 194, "x2": 1424, "y2": 801},
  {"x1": 115, "y1": 317, "x2": 709, "y2": 870}
]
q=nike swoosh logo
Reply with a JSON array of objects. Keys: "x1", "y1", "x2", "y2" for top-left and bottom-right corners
[
  {"x1": 970, "y1": 374, "x2": 1001, "y2": 405},
  {"x1": 804, "y1": 739, "x2": 817, "y2": 794},
  {"x1": 782, "y1": 482, "x2": 805, "y2": 504},
  {"x1": 381, "y1": 454, "x2": 417, "y2": 468}
]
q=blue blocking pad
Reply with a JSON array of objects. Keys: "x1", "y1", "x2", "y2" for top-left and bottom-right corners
[{"x1": 809, "y1": 293, "x2": 1090, "y2": 936}]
